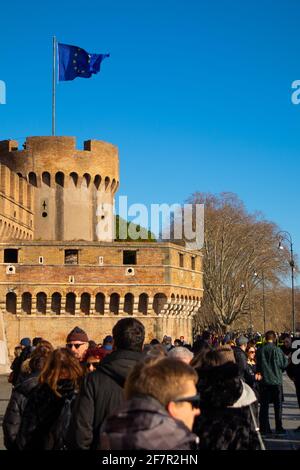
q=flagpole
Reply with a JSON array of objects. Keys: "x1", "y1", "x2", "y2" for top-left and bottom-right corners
[{"x1": 52, "y1": 36, "x2": 56, "y2": 136}]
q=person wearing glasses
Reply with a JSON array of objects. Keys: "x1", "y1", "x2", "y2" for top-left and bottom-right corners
[
  {"x1": 65, "y1": 326, "x2": 89, "y2": 363},
  {"x1": 99, "y1": 357, "x2": 200, "y2": 450},
  {"x1": 83, "y1": 347, "x2": 106, "y2": 373}
]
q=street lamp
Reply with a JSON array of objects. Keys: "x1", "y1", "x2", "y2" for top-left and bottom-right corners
[
  {"x1": 240, "y1": 282, "x2": 253, "y2": 335},
  {"x1": 254, "y1": 271, "x2": 266, "y2": 333},
  {"x1": 277, "y1": 231, "x2": 296, "y2": 334}
]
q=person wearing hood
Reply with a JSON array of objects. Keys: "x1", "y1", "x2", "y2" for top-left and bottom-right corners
[
  {"x1": 99, "y1": 357, "x2": 200, "y2": 450},
  {"x1": 16, "y1": 348, "x2": 83, "y2": 450},
  {"x1": 193, "y1": 347, "x2": 260, "y2": 450},
  {"x1": 67, "y1": 318, "x2": 145, "y2": 450}
]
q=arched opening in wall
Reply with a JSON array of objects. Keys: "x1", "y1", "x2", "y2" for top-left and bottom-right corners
[
  {"x1": 36, "y1": 292, "x2": 47, "y2": 314},
  {"x1": 171, "y1": 294, "x2": 175, "y2": 302},
  {"x1": 70, "y1": 172, "x2": 78, "y2": 187},
  {"x1": 104, "y1": 177, "x2": 110, "y2": 191},
  {"x1": 66, "y1": 293, "x2": 76, "y2": 315},
  {"x1": 18, "y1": 175, "x2": 24, "y2": 205},
  {"x1": 51, "y1": 292, "x2": 61, "y2": 315},
  {"x1": 82, "y1": 173, "x2": 91, "y2": 188},
  {"x1": 17, "y1": 172, "x2": 23, "y2": 178},
  {"x1": 55, "y1": 172, "x2": 64, "y2": 187},
  {"x1": 94, "y1": 175, "x2": 101, "y2": 190},
  {"x1": 6, "y1": 292, "x2": 16, "y2": 314},
  {"x1": 111, "y1": 179, "x2": 116, "y2": 192},
  {"x1": 95, "y1": 293, "x2": 105, "y2": 314},
  {"x1": 21, "y1": 292, "x2": 32, "y2": 314},
  {"x1": 109, "y1": 293, "x2": 120, "y2": 315},
  {"x1": 42, "y1": 172, "x2": 51, "y2": 187},
  {"x1": 80, "y1": 293, "x2": 90, "y2": 315},
  {"x1": 124, "y1": 293, "x2": 134, "y2": 315},
  {"x1": 138, "y1": 293, "x2": 148, "y2": 315},
  {"x1": 153, "y1": 293, "x2": 167, "y2": 315},
  {"x1": 28, "y1": 172, "x2": 37, "y2": 187}
]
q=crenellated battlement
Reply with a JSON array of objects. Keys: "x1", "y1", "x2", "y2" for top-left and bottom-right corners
[
  {"x1": 0, "y1": 136, "x2": 119, "y2": 193},
  {"x1": 0, "y1": 136, "x2": 119, "y2": 242}
]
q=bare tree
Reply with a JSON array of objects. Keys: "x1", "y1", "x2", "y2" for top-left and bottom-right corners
[{"x1": 187, "y1": 192, "x2": 295, "y2": 332}]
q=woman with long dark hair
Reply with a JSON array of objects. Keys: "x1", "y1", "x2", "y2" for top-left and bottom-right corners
[{"x1": 16, "y1": 348, "x2": 83, "y2": 450}]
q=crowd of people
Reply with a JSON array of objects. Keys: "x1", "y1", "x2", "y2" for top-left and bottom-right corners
[{"x1": 2, "y1": 320, "x2": 300, "y2": 451}]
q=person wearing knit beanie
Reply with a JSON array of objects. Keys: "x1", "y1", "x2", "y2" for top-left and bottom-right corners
[{"x1": 66, "y1": 326, "x2": 89, "y2": 362}]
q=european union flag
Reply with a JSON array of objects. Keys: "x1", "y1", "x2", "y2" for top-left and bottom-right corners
[{"x1": 58, "y1": 43, "x2": 109, "y2": 81}]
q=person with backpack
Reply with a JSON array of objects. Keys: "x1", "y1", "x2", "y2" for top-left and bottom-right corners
[
  {"x1": 67, "y1": 318, "x2": 145, "y2": 450},
  {"x1": 16, "y1": 348, "x2": 83, "y2": 450}
]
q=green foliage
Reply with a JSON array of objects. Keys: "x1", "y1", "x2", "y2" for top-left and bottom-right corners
[{"x1": 114, "y1": 215, "x2": 156, "y2": 242}]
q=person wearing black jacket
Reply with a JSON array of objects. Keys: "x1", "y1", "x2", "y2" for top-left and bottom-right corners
[
  {"x1": 99, "y1": 358, "x2": 200, "y2": 450},
  {"x1": 233, "y1": 336, "x2": 249, "y2": 381},
  {"x1": 10, "y1": 338, "x2": 32, "y2": 386},
  {"x1": 3, "y1": 342, "x2": 53, "y2": 450},
  {"x1": 67, "y1": 318, "x2": 145, "y2": 450},
  {"x1": 16, "y1": 348, "x2": 83, "y2": 450},
  {"x1": 193, "y1": 348, "x2": 260, "y2": 450}
]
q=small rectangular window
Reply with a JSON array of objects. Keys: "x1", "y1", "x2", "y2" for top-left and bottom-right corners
[
  {"x1": 65, "y1": 250, "x2": 78, "y2": 265},
  {"x1": 39, "y1": 256, "x2": 44, "y2": 265},
  {"x1": 191, "y1": 256, "x2": 196, "y2": 270},
  {"x1": 179, "y1": 253, "x2": 184, "y2": 268},
  {"x1": 99, "y1": 256, "x2": 104, "y2": 265},
  {"x1": 123, "y1": 250, "x2": 137, "y2": 265},
  {"x1": 4, "y1": 249, "x2": 18, "y2": 263},
  {"x1": 69, "y1": 276, "x2": 75, "y2": 284}
]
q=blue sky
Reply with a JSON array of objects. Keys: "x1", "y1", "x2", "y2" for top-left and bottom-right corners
[{"x1": 0, "y1": 0, "x2": 299, "y2": 278}]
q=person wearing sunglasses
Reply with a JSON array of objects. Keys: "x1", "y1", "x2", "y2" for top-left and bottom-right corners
[
  {"x1": 98, "y1": 357, "x2": 200, "y2": 450},
  {"x1": 65, "y1": 326, "x2": 89, "y2": 362},
  {"x1": 83, "y1": 347, "x2": 106, "y2": 373}
]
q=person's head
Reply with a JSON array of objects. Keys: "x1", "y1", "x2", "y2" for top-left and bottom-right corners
[
  {"x1": 162, "y1": 335, "x2": 172, "y2": 345},
  {"x1": 102, "y1": 335, "x2": 113, "y2": 351},
  {"x1": 66, "y1": 326, "x2": 89, "y2": 361},
  {"x1": 14, "y1": 346, "x2": 22, "y2": 358},
  {"x1": 168, "y1": 347, "x2": 194, "y2": 364},
  {"x1": 216, "y1": 346, "x2": 236, "y2": 363},
  {"x1": 20, "y1": 337, "x2": 31, "y2": 349},
  {"x1": 112, "y1": 318, "x2": 145, "y2": 352},
  {"x1": 202, "y1": 331, "x2": 211, "y2": 342},
  {"x1": 265, "y1": 330, "x2": 276, "y2": 343},
  {"x1": 83, "y1": 347, "x2": 105, "y2": 372},
  {"x1": 150, "y1": 338, "x2": 160, "y2": 346},
  {"x1": 193, "y1": 347, "x2": 235, "y2": 370},
  {"x1": 236, "y1": 335, "x2": 248, "y2": 351},
  {"x1": 246, "y1": 345, "x2": 256, "y2": 361},
  {"x1": 88, "y1": 340, "x2": 97, "y2": 349},
  {"x1": 283, "y1": 336, "x2": 292, "y2": 349},
  {"x1": 144, "y1": 343, "x2": 168, "y2": 359},
  {"x1": 29, "y1": 340, "x2": 54, "y2": 373},
  {"x1": 39, "y1": 348, "x2": 83, "y2": 396},
  {"x1": 174, "y1": 339, "x2": 183, "y2": 347},
  {"x1": 180, "y1": 336, "x2": 185, "y2": 343},
  {"x1": 125, "y1": 357, "x2": 200, "y2": 431},
  {"x1": 32, "y1": 337, "x2": 43, "y2": 348}
]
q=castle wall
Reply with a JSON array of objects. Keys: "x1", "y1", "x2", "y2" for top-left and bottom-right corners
[
  {"x1": 0, "y1": 163, "x2": 34, "y2": 240},
  {"x1": 0, "y1": 241, "x2": 203, "y2": 359},
  {"x1": 0, "y1": 137, "x2": 119, "y2": 242}
]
